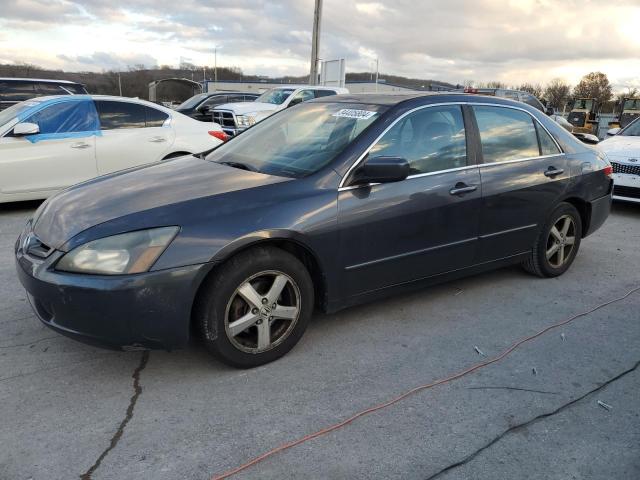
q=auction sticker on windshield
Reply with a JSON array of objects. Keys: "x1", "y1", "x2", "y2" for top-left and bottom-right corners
[{"x1": 332, "y1": 109, "x2": 377, "y2": 120}]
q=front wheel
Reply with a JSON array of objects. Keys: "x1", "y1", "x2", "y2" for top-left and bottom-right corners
[
  {"x1": 523, "y1": 202, "x2": 582, "y2": 278},
  {"x1": 195, "y1": 246, "x2": 314, "y2": 368}
]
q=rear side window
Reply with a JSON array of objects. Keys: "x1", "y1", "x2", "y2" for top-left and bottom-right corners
[
  {"x1": 0, "y1": 81, "x2": 37, "y2": 102},
  {"x1": 96, "y1": 100, "x2": 146, "y2": 129},
  {"x1": 145, "y1": 106, "x2": 169, "y2": 127},
  {"x1": 24, "y1": 100, "x2": 99, "y2": 134},
  {"x1": 536, "y1": 123, "x2": 561, "y2": 156},
  {"x1": 369, "y1": 105, "x2": 467, "y2": 175},
  {"x1": 36, "y1": 83, "x2": 70, "y2": 96},
  {"x1": 314, "y1": 90, "x2": 337, "y2": 98},
  {"x1": 473, "y1": 106, "x2": 539, "y2": 163}
]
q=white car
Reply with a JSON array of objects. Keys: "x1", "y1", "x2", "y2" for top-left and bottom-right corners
[
  {"x1": 0, "y1": 95, "x2": 226, "y2": 203},
  {"x1": 598, "y1": 117, "x2": 640, "y2": 203},
  {"x1": 212, "y1": 85, "x2": 349, "y2": 136}
]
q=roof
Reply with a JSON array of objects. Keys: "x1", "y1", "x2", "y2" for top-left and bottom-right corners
[
  {"x1": 0, "y1": 77, "x2": 82, "y2": 84},
  {"x1": 310, "y1": 92, "x2": 542, "y2": 110}
]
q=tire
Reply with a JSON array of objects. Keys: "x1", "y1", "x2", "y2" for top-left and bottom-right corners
[
  {"x1": 194, "y1": 246, "x2": 314, "y2": 368},
  {"x1": 523, "y1": 202, "x2": 582, "y2": 278}
]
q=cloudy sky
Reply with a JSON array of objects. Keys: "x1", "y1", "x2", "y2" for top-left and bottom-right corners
[{"x1": 1, "y1": 0, "x2": 639, "y2": 90}]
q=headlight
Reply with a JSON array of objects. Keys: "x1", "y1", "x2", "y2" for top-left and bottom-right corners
[
  {"x1": 56, "y1": 227, "x2": 179, "y2": 275},
  {"x1": 236, "y1": 114, "x2": 256, "y2": 127}
]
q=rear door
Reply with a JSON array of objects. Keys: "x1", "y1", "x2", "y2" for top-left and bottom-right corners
[
  {"x1": 0, "y1": 99, "x2": 98, "y2": 195},
  {"x1": 471, "y1": 105, "x2": 568, "y2": 261},
  {"x1": 95, "y1": 100, "x2": 173, "y2": 174},
  {"x1": 337, "y1": 104, "x2": 482, "y2": 297}
]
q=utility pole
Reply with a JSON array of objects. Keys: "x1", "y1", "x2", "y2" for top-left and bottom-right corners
[
  {"x1": 309, "y1": 0, "x2": 322, "y2": 85},
  {"x1": 375, "y1": 58, "x2": 379, "y2": 92},
  {"x1": 214, "y1": 47, "x2": 218, "y2": 91},
  {"x1": 118, "y1": 72, "x2": 122, "y2": 96}
]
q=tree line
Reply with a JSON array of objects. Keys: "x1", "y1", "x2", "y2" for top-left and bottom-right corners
[{"x1": 468, "y1": 72, "x2": 638, "y2": 113}]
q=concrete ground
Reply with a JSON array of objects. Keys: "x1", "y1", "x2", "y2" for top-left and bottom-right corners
[{"x1": 0, "y1": 200, "x2": 638, "y2": 480}]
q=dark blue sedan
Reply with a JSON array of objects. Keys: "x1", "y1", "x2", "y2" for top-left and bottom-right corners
[{"x1": 15, "y1": 93, "x2": 613, "y2": 367}]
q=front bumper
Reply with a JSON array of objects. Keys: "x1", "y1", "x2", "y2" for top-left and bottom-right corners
[
  {"x1": 612, "y1": 173, "x2": 640, "y2": 203},
  {"x1": 15, "y1": 236, "x2": 210, "y2": 351}
]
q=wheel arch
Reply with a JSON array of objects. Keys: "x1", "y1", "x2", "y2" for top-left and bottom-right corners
[
  {"x1": 560, "y1": 196, "x2": 591, "y2": 237},
  {"x1": 190, "y1": 231, "x2": 329, "y2": 333}
]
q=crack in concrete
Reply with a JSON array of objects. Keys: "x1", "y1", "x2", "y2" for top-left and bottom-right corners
[
  {"x1": 466, "y1": 386, "x2": 559, "y2": 395},
  {"x1": 425, "y1": 359, "x2": 640, "y2": 480},
  {"x1": 80, "y1": 351, "x2": 150, "y2": 480},
  {"x1": 0, "y1": 335, "x2": 59, "y2": 349}
]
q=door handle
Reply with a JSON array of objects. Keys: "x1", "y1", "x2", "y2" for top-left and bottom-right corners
[
  {"x1": 544, "y1": 167, "x2": 565, "y2": 177},
  {"x1": 70, "y1": 142, "x2": 91, "y2": 149},
  {"x1": 449, "y1": 183, "x2": 477, "y2": 195},
  {"x1": 148, "y1": 136, "x2": 167, "y2": 143}
]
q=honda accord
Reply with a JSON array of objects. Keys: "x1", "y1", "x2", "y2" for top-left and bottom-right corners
[{"x1": 15, "y1": 93, "x2": 613, "y2": 368}]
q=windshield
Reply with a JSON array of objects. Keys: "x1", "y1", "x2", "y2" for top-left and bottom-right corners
[
  {"x1": 256, "y1": 88, "x2": 295, "y2": 105},
  {"x1": 623, "y1": 99, "x2": 640, "y2": 111},
  {"x1": 205, "y1": 102, "x2": 386, "y2": 178},
  {"x1": 0, "y1": 99, "x2": 46, "y2": 128},
  {"x1": 620, "y1": 117, "x2": 640, "y2": 136},
  {"x1": 177, "y1": 93, "x2": 209, "y2": 110},
  {"x1": 573, "y1": 99, "x2": 593, "y2": 111}
]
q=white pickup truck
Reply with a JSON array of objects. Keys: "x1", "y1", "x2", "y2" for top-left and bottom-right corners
[{"x1": 212, "y1": 85, "x2": 349, "y2": 136}]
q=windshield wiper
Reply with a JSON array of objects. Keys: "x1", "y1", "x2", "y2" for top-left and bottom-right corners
[{"x1": 217, "y1": 161, "x2": 259, "y2": 173}]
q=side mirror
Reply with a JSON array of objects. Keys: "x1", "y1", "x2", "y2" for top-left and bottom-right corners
[
  {"x1": 288, "y1": 97, "x2": 303, "y2": 108},
  {"x1": 13, "y1": 122, "x2": 39, "y2": 136},
  {"x1": 607, "y1": 127, "x2": 621, "y2": 136},
  {"x1": 573, "y1": 132, "x2": 599, "y2": 145},
  {"x1": 350, "y1": 156, "x2": 410, "y2": 186},
  {"x1": 545, "y1": 106, "x2": 554, "y2": 116}
]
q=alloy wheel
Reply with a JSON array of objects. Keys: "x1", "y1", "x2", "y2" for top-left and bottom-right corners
[
  {"x1": 546, "y1": 215, "x2": 576, "y2": 268},
  {"x1": 224, "y1": 270, "x2": 301, "y2": 353}
]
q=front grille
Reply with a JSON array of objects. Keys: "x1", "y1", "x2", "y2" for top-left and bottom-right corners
[
  {"x1": 611, "y1": 161, "x2": 640, "y2": 176},
  {"x1": 613, "y1": 185, "x2": 640, "y2": 199},
  {"x1": 568, "y1": 112, "x2": 586, "y2": 127},
  {"x1": 212, "y1": 110, "x2": 237, "y2": 129}
]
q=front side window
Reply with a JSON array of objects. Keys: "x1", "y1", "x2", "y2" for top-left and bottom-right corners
[
  {"x1": 96, "y1": 100, "x2": 146, "y2": 129},
  {"x1": 369, "y1": 105, "x2": 467, "y2": 175},
  {"x1": 473, "y1": 106, "x2": 539, "y2": 163},
  {"x1": 290, "y1": 90, "x2": 315, "y2": 104},
  {"x1": 202, "y1": 96, "x2": 229, "y2": 107},
  {"x1": 23, "y1": 100, "x2": 99, "y2": 135},
  {"x1": 206, "y1": 102, "x2": 385, "y2": 178}
]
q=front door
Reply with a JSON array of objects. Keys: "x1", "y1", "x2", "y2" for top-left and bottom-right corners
[
  {"x1": 337, "y1": 104, "x2": 481, "y2": 298},
  {"x1": 0, "y1": 98, "x2": 98, "y2": 197}
]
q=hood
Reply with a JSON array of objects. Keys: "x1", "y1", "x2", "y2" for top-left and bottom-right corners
[
  {"x1": 598, "y1": 135, "x2": 640, "y2": 158},
  {"x1": 214, "y1": 102, "x2": 278, "y2": 115},
  {"x1": 33, "y1": 156, "x2": 289, "y2": 250}
]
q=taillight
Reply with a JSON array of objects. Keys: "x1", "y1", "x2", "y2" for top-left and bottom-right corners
[
  {"x1": 209, "y1": 130, "x2": 228, "y2": 142},
  {"x1": 464, "y1": 87, "x2": 478, "y2": 94},
  {"x1": 603, "y1": 165, "x2": 613, "y2": 177}
]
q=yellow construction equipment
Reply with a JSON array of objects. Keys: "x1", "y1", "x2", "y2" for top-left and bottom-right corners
[
  {"x1": 608, "y1": 97, "x2": 640, "y2": 129},
  {"x1": 567, "y1": 98, "x2": 600, "y2": 134}
]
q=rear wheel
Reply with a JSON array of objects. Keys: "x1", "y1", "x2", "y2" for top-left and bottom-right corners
[
  {"x1": 194, "y1": 246, "x2": 314, "y2": 368},
  {"x1": 523, "y1": 202, "x2": 582, "y2": 277}
]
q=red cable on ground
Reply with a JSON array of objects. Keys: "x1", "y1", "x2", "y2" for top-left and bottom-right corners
[{"x1": 211, "y1": 285, "x2": 640, "y2": 480}]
